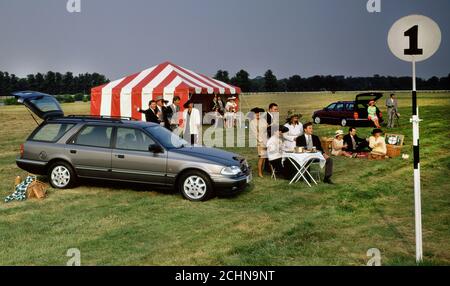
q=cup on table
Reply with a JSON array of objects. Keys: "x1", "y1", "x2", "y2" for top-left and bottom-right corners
[{"x1": 312, "y1": 147, "x2": 317, "y2": 153}]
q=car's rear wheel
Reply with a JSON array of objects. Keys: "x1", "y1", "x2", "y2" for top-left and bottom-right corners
[
  {"x1": 48, "y1": 161, "x2": 76, "y2": 189},
  {"x1": 341, "y1": 118, "x2": 347, "y2": 127},
  {"x1": 314, "y1": 116, "x2": 321, "y2": 124},
  {"x1": 179, "y1": 170, "x2": 214, "y2": 201}
]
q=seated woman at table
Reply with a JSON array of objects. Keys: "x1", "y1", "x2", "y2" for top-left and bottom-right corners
[
  {"x1": 369, "y1": 128, "x2": 387, "y2": 159},
  {"x1": 266, "y1": 125, "x2": 290, "y2": 178},
  {"x1": 332, "y1": 130, "x2": 353, "y2": 158}
]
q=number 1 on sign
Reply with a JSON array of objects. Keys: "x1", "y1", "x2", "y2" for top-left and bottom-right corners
[{"x1": 404, "y1": 25, "x2": 423, "y2": 55}]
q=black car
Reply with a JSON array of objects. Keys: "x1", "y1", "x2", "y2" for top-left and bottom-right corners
[{"x1": 312, "y1": 92, "x2": 384, "y2": 127}]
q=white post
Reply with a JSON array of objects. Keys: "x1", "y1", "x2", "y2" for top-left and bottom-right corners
[{"x1": 411, "y1": 58, "x2": 423, "y2": 263}]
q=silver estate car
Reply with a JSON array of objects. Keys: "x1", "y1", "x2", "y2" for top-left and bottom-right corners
[{"x1": 14, "y1": 91, "x2": 251, "y2": 201}]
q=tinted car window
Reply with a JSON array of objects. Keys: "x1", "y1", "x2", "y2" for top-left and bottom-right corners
[
  {"x1": 116, "y1": 128, "x2": 155, "y2": 151},
  {"x1": 335, "y1": 103, "x2": 344, "y2": 111},
  {"x1": 346, "y1": 103, "x2": 354, "y2": 111},
  {"x1": 145, "y1": 125, "x2": 187, "y2": 149},
  {"x1": 30, "y1": 96, "x2": 61, "y2": 112},
  {"x1": 31, "y1": 123, "x2": 75, "y2": 142},
  {"x1": 74, "y1": 125, "x2": 112, "y2": 148},
  {"x1": 326, "y1": 103, "x2": 336, "y2": 110}
]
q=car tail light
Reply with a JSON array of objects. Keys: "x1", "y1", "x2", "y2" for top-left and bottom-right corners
[
  {"x1": 353, "y1": 112, "x2": 359, "y2": 120},
  {"x1": 20, "y1": 144, "x2": 24, "y2": 158}
]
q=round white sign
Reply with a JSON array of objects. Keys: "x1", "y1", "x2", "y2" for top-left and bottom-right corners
[{"x1": 388, "y1": 14, "x2": 441, "y2": 62}]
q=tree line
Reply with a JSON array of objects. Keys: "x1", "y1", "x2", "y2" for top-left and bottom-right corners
[
  {"x1": 214, "y1": 69, "x2": 450, "y2": 92},
  {"x1": 0, "y1": 71, "x2": 109, "y2": 96},
  {"x1": 1, "y1": 69, "x2": 448, "y2": 97}
]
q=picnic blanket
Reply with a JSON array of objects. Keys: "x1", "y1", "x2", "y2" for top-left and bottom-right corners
[{"x1": 4, "y1": 175, "x2": 37, "y2": 203}]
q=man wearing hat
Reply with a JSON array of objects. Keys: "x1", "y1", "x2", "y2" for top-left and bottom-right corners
[
  {"x1": 155, "y1": 95, "x2": 171, "y2": 130},
  {"x1": 369, "y1": 128, "x2": 387, "y2": 159},
  {"x1": 296, "y1": 122, "x2": 334, "y2": 184},
  {"x1": 249, "y1": 107, "x2": 268, "y2": 178},
  {"x1": 138, "y1": 100, "x2": 159, "y2": 123}
]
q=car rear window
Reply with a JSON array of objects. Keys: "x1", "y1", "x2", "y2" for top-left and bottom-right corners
[
  {"x1": 30, "y1": 123, "x2": 75, "y2": 142},
  {"x1": 73, "y1": 125, "x2": 113, "y2": 148}
]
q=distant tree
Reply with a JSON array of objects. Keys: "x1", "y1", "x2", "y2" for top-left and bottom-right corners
[
  {"x1": 287, "y1": 75, "x2": 303, "y2": 91},
  {"x1": 264, "y1": 70, "x2": 278, "y2": 92},
  {"x1": 214, "y1": 70, "x2": 230, "y2": 83},
  {"x1": 231, "y1": 70, "x2": 252, "y2": 92}
]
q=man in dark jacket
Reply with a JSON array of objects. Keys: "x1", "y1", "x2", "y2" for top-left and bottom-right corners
[
  {"x1": 138, "y1": 100, "x2": 159, "y2": 123},
  {"x1": 156, "y1": 96, "x2": 171, "y2": 130},
  {"x1": 296, "y1": 122, "x2": 334, "y2": 184},
  {"x1": 343, "y1": 127, "x2": 369, "y2": 152}
]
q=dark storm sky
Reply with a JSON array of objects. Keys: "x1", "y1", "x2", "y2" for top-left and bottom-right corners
[{"x1": 0, "y1": 0, "x2": 448, "y2": 80}]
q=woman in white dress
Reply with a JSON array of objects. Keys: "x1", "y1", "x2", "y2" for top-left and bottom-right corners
[
  {"x1": 224, "y1": 97, "x2": 237, "y2": 128},
  {"x1": 283, "y1": 113, "x2": 303, "y2": 151}
]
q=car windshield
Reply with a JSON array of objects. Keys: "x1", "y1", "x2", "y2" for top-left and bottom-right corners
[{"x1": 145, "y1": 125, "x2": 188, "y2": 149}]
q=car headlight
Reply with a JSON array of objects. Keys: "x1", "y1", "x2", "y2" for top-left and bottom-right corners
[{"x1": 221, "y1": 166, "x2": 241, "y2": 176}]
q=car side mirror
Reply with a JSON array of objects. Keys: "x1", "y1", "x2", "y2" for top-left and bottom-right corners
[{"x1": 148, "y1": 144, "x2": 163, "y2": 153}]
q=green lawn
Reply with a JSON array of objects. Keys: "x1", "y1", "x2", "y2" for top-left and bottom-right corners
[{"x1": 0, "y1": 91, "x2": 449, "y2": 265}]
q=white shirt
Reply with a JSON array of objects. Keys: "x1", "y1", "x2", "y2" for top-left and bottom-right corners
[
  {"x1": 182, "y1": 108, "x2": 201, "y2": 135},
  {"x1": 266, "y1": 135, "x2": 283, "y2": 161},
  {"x1": 283, "y1": 122, "x2": 303, "y2": 151}
]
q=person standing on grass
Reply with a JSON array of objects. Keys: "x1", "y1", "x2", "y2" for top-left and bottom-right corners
[
  {"x1": 168, "y1": 96, "x2": 181, "y2": 131},
  {"x1": 266, "y1": 103, "x2": 279, "y2": 138},
  {"x1": 367, "y1": 100, "x2": 381, "y2": 128},
  {"x1": 182, "y1": 100, "x2": 201, "y2": 145},
  {"x1": 296, "y1": 122, "x2": 334, "y2": 184},
  {"x1": 224, "y1": 97, "x2": 237, "y2": 128},
  {"x1": 386, "y1": 93, "x2": 399, "y2": 128},
  {"x1": 249, "y1": 107, "x2": 268, "y2": 178},
  {"x1": 138, "y1": 100, "x2": 159, "y2": 123},
  {"x1": 283, "y1": 113, "x2": 303, "y2": 151}
]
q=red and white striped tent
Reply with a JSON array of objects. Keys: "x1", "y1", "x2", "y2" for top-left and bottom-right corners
[{"x1": 91, "y1": 61, "x2": 241, "y2": 120}]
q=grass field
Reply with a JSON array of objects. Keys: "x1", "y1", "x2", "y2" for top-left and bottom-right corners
[{"x1": 0, "y1": 91, "x2": 449, "y2": 265}]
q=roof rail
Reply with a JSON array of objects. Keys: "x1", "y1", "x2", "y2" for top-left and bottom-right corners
[{"x1": 66, "y1": 115, "x2": 137, "y2": 122}]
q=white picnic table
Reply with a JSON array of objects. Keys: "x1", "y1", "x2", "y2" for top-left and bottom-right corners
[{"x1": 282, "y1": 152, "x2": 326, "y2": 186}]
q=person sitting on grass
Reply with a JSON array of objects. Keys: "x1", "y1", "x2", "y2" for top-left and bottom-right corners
[
  {"x1": 343, "y1": 127, "x2": 370, "y2": 153},
  {"x1": 369, "y1": 128, "x2": 387, "y2": 159},
  {"x1": 331, "y1": 130, "x2": 353, "y2": 158},
  {"x1": 368, "y1": 100, "x2": 381, "y2": 128},
  {"x1": 266, "y1": 125, "x2": 289, "y2": 178}
]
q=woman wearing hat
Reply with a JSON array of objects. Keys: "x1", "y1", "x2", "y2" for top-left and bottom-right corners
[
  {"x1": 283, "y1": 112, "x2": 303, "y2": 151},
  {"x1": 181, "y1": 100, "x2": 201, "y2": 145},
  {"x1": 367, "y1": 100, "x2": 381, "y2": 128},
  {"x1": 369, "y1": 128, "x2": 387, "y2": 159},
  {"x1": 224, "y1": 96, "x2": 237, "y2": 128},
  {"x1": 331, "y1": 130, "x2": 353, "y2": 158},
  {"x1": 249, "y1": 107, "x2": 268, "y2": 178}
]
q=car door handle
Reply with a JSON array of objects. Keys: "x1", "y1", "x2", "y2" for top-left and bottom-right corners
[
  {"x1": 116, "y1": 154, "x2": 125, "y2": 159},
  {"x1": 70, "y1": 150, "x2": 77, "y2": 154}
]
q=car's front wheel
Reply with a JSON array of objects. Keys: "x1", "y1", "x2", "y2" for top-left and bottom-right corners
[
  {"x1": 179, "y1": 170, "x2": 214, "y2": 201},
  {"x1": 341, "y1": 118, "x2": 347, "y2": 127},
  {"x1": 314, "y1": 116, "x2": 321, "y2": 124},
  {"x1": 48, "y1": 161, "x2": 76, "y2": 189}
]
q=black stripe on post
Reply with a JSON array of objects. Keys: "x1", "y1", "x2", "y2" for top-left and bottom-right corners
[
  {"x1": 412, "y1": 90, "x2": 417, "y2": 116},
  {"x1": 414, "y1": 141, "x2": 420, "y2": 169}
]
